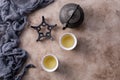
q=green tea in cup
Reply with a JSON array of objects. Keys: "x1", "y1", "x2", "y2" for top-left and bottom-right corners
[
  {"x1": 41, "y1": 54, "x2": 58, "y2": 72},
  {"x1": 59, "y1": 33, "x2": 77, "y2": 50}
]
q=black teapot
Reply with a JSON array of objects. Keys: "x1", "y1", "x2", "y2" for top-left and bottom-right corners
[{"x1": 59, "y1": 3, "x2": 84, "y2": 30}]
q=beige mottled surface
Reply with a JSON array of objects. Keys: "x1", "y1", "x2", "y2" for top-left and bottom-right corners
[{"x1": 20, "y1": 0, "x2": 120, "y2": 80}]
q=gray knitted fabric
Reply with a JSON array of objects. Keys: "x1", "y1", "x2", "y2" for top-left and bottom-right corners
[{"x1": 0, "y1": 0, "x2": 54, "y2": 80}]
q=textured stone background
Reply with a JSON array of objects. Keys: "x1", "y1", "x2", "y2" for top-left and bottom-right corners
[{"x1": 20, "y1": 0, "x2": 120, "y2": 80}]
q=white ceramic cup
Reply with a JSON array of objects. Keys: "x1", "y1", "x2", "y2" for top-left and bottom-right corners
[
  {"x1": 59, "y1": 33, "x2": 77, "y2": 50},
  {"x1": 41, "y1": 54, "x2": 59, "y2": 72}
]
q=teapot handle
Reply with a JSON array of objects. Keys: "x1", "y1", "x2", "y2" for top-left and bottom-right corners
[
  {"x1": 62, "y1": 5, "x2": 79, "y2": 30},
  {"x1": 62, "y1": 23, "x2": 68, "y2": 30}
]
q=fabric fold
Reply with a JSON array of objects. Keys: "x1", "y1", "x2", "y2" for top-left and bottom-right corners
[{"x1": 0, "y1": 0, "x2": 54, "y2": 80}]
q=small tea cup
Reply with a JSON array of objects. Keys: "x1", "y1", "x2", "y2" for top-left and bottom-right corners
[
  {"x1": 59, "y1": 33, "x2": 77, "y2": 50},
  {"x1": 41, "y1": 54, "x2": 59, "y2": 72}
]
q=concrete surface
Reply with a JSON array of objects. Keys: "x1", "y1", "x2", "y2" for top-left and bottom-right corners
[{"x1": 20, "y1": 0, "x2": 120, "y2": 80}]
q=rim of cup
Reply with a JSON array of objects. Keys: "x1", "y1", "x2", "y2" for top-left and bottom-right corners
[
  {"x1": 41, "y1": 54, "x2": 59, "y2": 72},
  {"x1": 59, "y1": 33, "x2": 77, "y2": 50}
]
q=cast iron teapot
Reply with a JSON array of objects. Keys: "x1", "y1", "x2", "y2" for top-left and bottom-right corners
[{"x1": 59, "y1": 3, "x2": 84, "y2": 30}]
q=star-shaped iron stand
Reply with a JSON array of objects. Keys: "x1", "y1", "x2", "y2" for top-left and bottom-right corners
[{"x1": 31, "y1": 16, "x2": 57, "y2": 41}]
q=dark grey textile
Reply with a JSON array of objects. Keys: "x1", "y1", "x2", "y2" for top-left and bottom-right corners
[{"x1": 0, "y1": 0, "x2": 54, "y2": 80}]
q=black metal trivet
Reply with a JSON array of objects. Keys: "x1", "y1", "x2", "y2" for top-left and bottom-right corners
[{"x1": 31, "y1": 16, "x2": 57, "y2": 41}]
